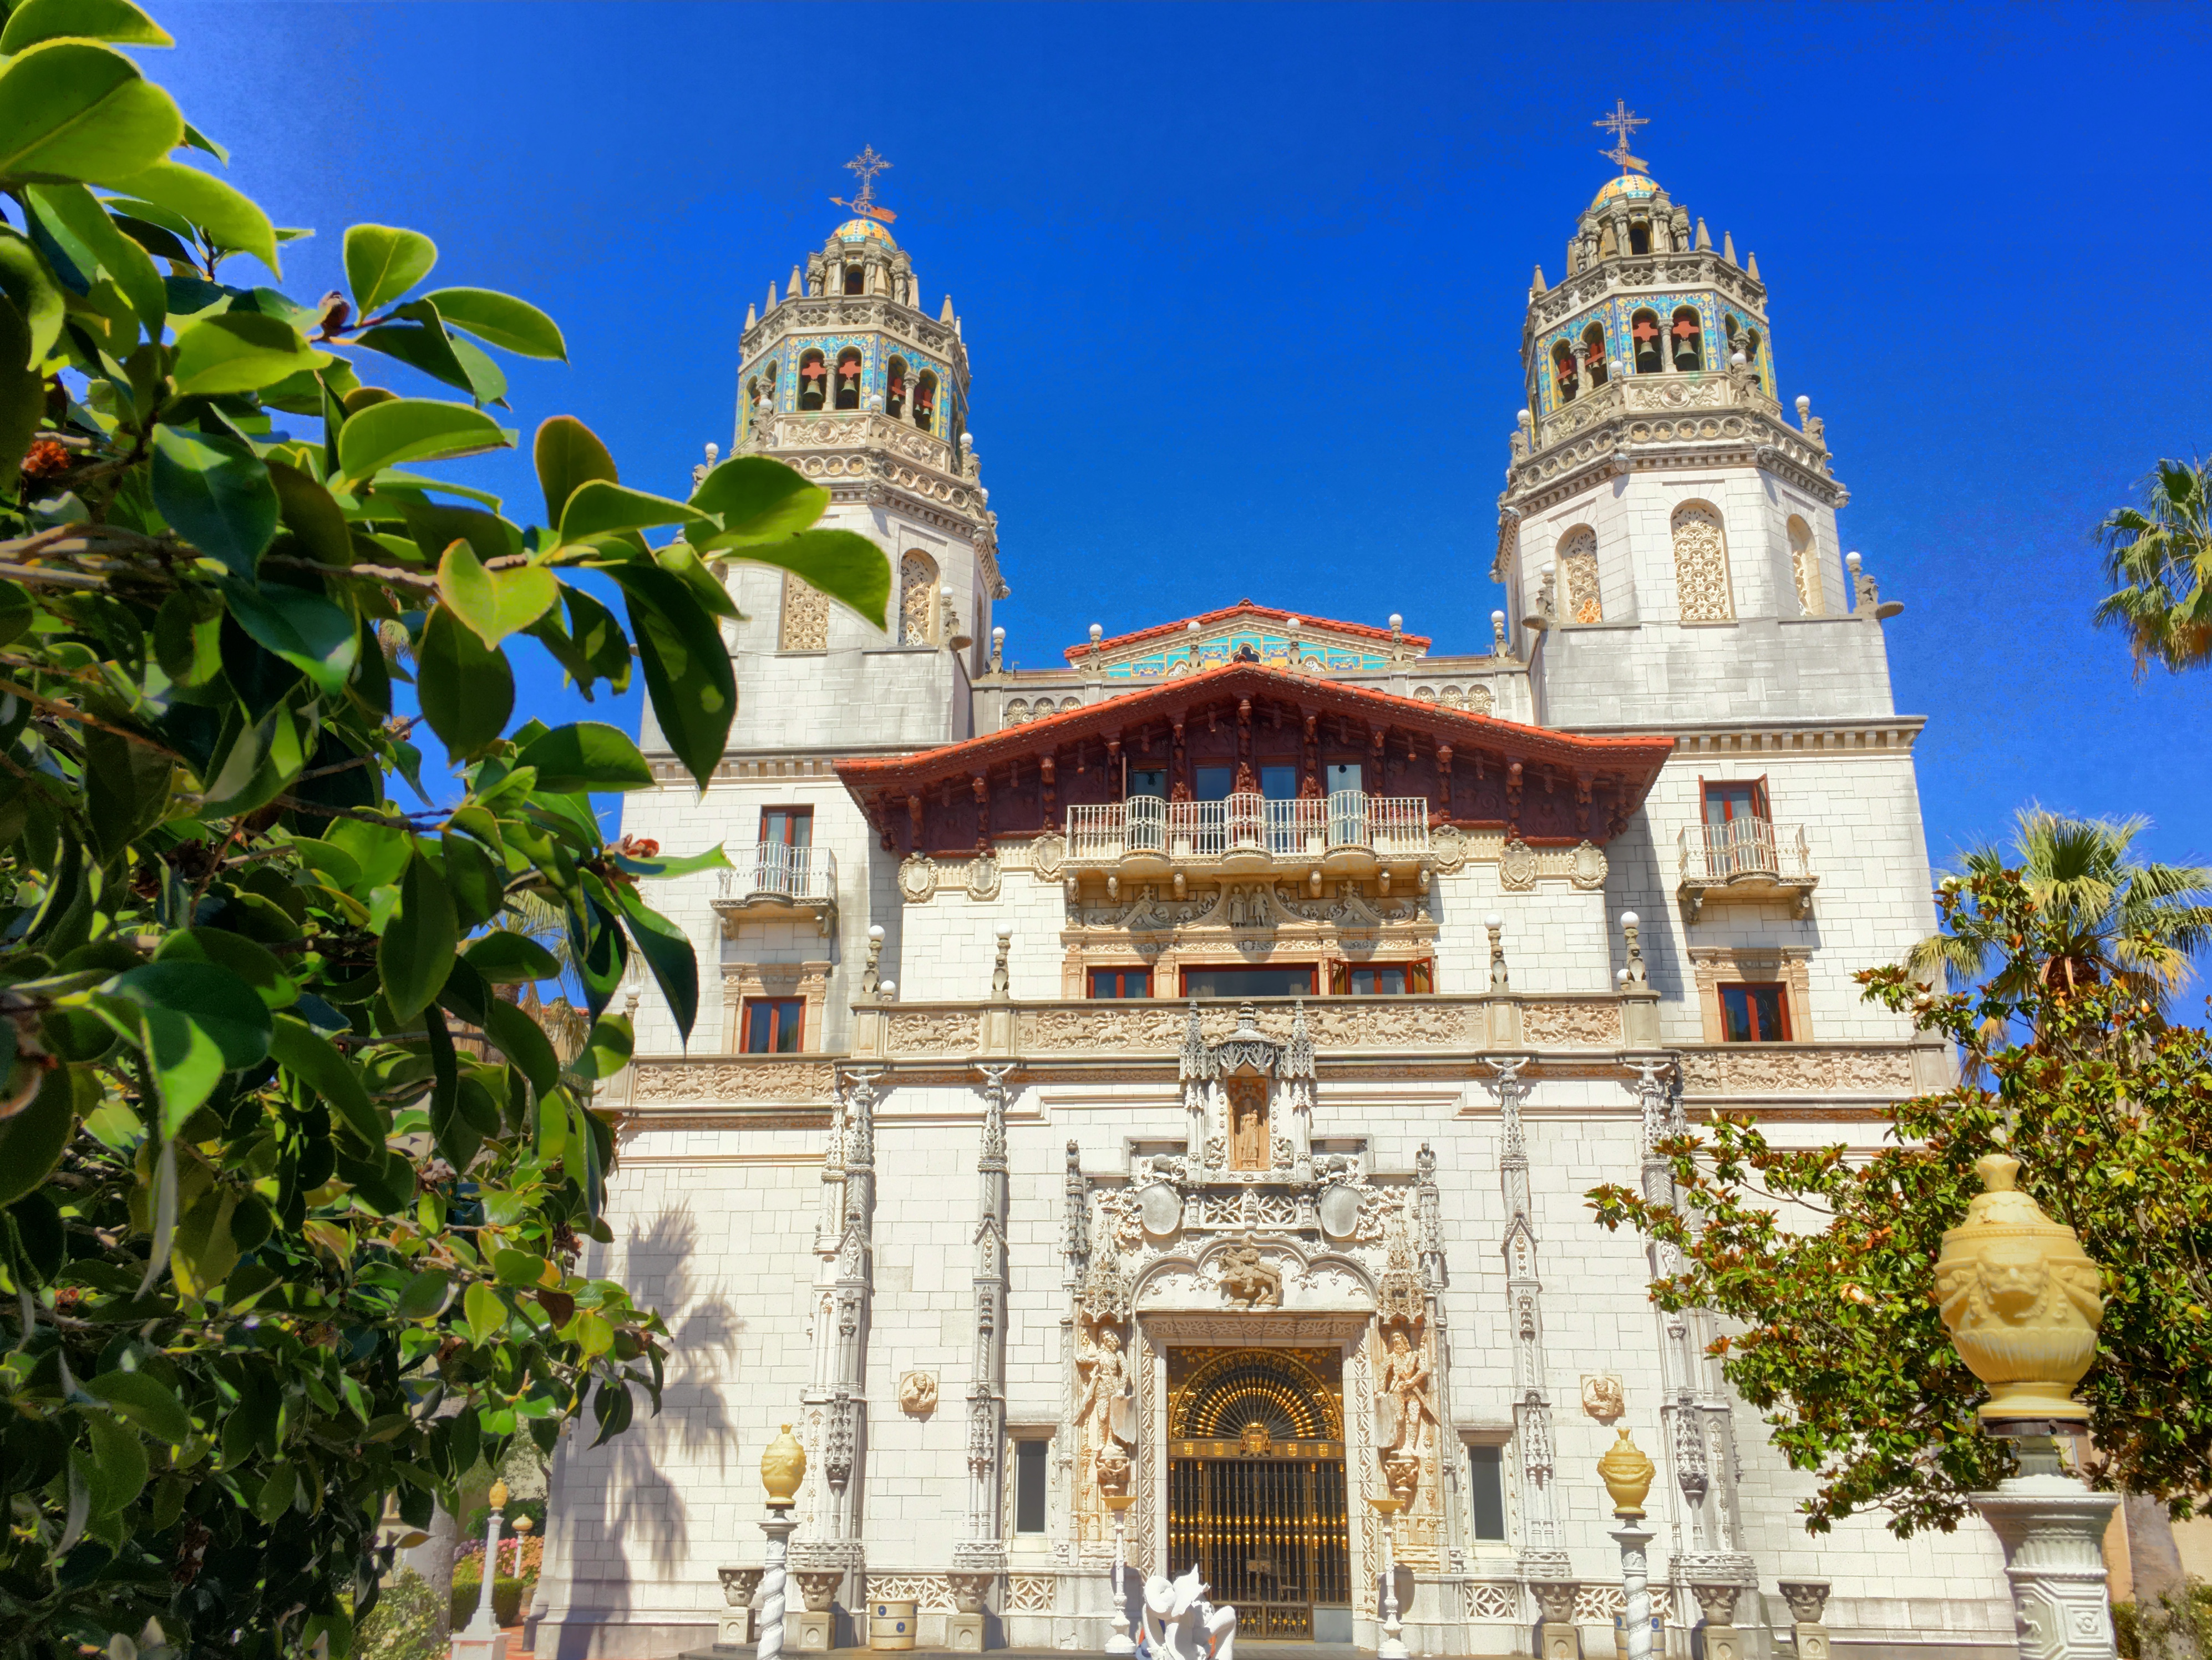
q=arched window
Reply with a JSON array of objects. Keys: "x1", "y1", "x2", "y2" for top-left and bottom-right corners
[
  {"x1": 1670, "y1": 306, "x2": 1703, "y2": 372},
  {"x1": 1742, "y1": 328, "x2": 1763, "y2": 391},
  {"x1": 1557, "y1": 525, "x2": 1603, "y2": 623},
  {"x1": 1628, "y1": 221, "x2": 1651, "y2": 256},
  {"x1": 897, "y1": 551, "x2": 938, "y2": 644},
  {"x1": 885, "y1": 355, "x2": 907, "y2": 420},
  {"x1": 912, "y1": 370, "x2": 938, "y2": 432},
  {"x1": 1582, "y1": 323, "x2": 1609, "y2": 387},
  {"x1": 1787, "y1": 515, "x2": 1825, "y2": 616},
  {"x1": 779, "y1": 575, "x2": 830, "y2": 650},
  {"x1": 797, "y1": 349, "x2": 827, "y2": 412},
  {"x1": 834, "y1": 347, "x2": 863, "y2": 411},
  {"x1": 1631, "y1": 308, "x2": 1663, "y2": 375},
  {"x1": 1551, "y1": 341, "x2": 1579, "y2": 404},
  {"x1": 1671, "y1": 502, "x2": 1733, "y2": 622},
  {"x1": 743, "y1": 376, "x2": 761, "y2": 444},
  {"x1": 843, "y1": 264, "x2": 864, "y2": 296}
]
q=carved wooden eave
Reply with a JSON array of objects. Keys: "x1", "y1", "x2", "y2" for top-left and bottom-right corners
[{"x1": 833, "y1": 662, "x2": 1673, "y2": 859}]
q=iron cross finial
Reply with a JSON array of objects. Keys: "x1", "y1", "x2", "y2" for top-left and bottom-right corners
[
  {"x1": 1593, "y1": 99, "x2": 1651, "y2": 176},
  {"x1": 831, "y1": 145, "x2": 897, "y2": 221}
]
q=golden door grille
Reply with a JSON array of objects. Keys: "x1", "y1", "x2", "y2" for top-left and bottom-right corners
[{"x1": 1166, "y1": 1455, "x2": 1349, "y2": 1641}]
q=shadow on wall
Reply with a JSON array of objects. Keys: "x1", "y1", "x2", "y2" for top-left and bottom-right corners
[{"x1": 541, "y1": 1204, "x2": 742, "y2": 1659}]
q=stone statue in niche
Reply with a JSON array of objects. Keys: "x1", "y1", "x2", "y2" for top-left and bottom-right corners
[
  {"x1": 1228, "y1": 1078, "x2": 1270, "y2": 1171},
  {"x1": 1377, "y1": 1329, "x2": 1438, "y2": 1457},
  {"x1": 1074, "y1": 1327, "x2": 1132, "y2": 1461}
]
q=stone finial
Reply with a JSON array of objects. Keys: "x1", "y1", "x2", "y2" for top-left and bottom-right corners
[
  {"x1": 1796, "y1": 393, "x2": 1812, "y2": 423},
  {"x1": 1597, "y1": 1426, "x2": 1656, "y2": 1517},
  {"x1": 1722, "y1": 231, "x2": 1737, "y2": 265},
  {"x1": 1747, "y1": 251, "x2": 1761, "y2": 281},
  {"x1": 862, "y1": 924, "x2": 884, "y2": 995},
  {"x1": 767, "y1": 280, "x2": 779, "y2": 310},
  {"x1": 788, "y1": 265, "x2": 803, "y2": 299},
  {"x1": 1695, "y1": 217, "x2": 1712, "y2": 251},
  {"x1": 745, "y1": 302, "x2": 757, "y2": 329},
  {"x1": 991, "y1": 922, "x2": 1012, "y2": 999},
  {"x1": 1531, "y1": 262, "x2": 1548, "y2": 294},
  {"x1": 1484, "y1": 914, "x2": 1509, "y2": 994},
  {"x1": 761, "y1": 1424, "x2": 806, "y2": 1507},
  {"x1": 1491, "y1": 610, "x2": 1509, "y2": 656},
  {"x1": 941, "y1": 294, "x2": 956, "y2": 323}
]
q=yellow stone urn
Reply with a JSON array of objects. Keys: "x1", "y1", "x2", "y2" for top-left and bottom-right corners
[
  {"x1": 1597, "y1": 1426, "x2": 1656, "y2": 1517},
  {"x1": 1934, "y1": 1153, "x2": 2105, "y2": 1426},
  {"x1": 761, "y1": 1424, "x2": 807, "y2": 1507}
]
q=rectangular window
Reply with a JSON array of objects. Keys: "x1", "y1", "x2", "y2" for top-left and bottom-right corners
[
  {"x1": 1468, "y1": 1445, "x2": 1507, "y2": 1542},
  {"x1": 1719, "y1": 983, "x2": 1790, "y2": 1043},
  {"x1": 1013, "y1": 1440, "x2": 1048, "y2": 1534},
  {"x1": 1331, "y1": 961, "x2": 1434, "y2": 995},
  {"x1": 1193, "y1": 765, "x2": 1236, "y2": 802},
  {"x1": 759, "y1": 806, "x2": 814, "y2": 847},
  {"x1": 1127, "y1": 768, "x2": 1167, "y2": 801},
  {"x1": 1700, "y1": 778, "x2": 1769, "y2": 827},
  {"x1": 1325, "y1": 762, "x2": 1363, "y2": 796},
  {"x1": 1088, "y1": 966, "x2": 1153, "y2": 999},
  {"x1": 741, "y1": 997, "x2": 804, "y2": 1054},
  {"x1": 1180, "y1": 964, "x2": 1317, "y2": 999},
  {"x1": 1259, "y1": 764, "x2": 1298, "y2": 801}
]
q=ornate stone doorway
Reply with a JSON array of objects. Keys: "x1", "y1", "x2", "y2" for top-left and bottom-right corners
[{"x1": 1164, "y1": 1348, "x2": 1350, "y2": 1641}]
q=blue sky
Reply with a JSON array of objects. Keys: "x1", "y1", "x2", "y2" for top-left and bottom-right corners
[{"x1": 151, "y1": 2, "x2": 2211, "y2": 895}]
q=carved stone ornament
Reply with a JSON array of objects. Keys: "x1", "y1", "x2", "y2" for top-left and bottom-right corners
[
  {"x1": 795, "y1": 1570, "x2": 844, "y2": 1613},
  {"x1": 1580, "y1": 1373, "x2": 1626, "y2": 1422},
  {"x1": 719, "y1": 1566, "x2": 764, "y2": 1608},
  {"x1": 1095, "y1": 1440, "x2": 1133, "y2": 1496},
  {"x1": 898, "y1": 854, "x2": 938, "y2": 903},
  {"x1": 1498, "y1": 838, "x2": 1539, "y2": 892},
  {"x1": 1778, "y1": 1582, "x2": 1830, "y2": 1622},
  {"x1": 1138, "y1": 1183, "x2": 1183, "y2": 1237},
  {"x1": 946, "y1": 1571, "x2": 994, "y2": 1616},
  {"x1": 1691, "y1": 1582, "x2": 1741, "y2": 1624},
  {"x1": 1317, "y1": 1185, "x2": 1364, "y2": 1241},
  {"x1": 1530, "y1": 1581, "x2": 1580, "y2": 1623},
  {"x1": 1430, "y1": 824, "x2": 1469, "y2": 873},
  {"x1": 1933, "y1": 1153, "x2": 2104, "y2": 1424},
  {"x1": 1216, "y1": 1239, "x2": 1284, "y2": 1308},
  {"x1": 1569, "y1": 839, "x2": 1608, "y2": 890},
  {"x1": 898, "y1": 1370, "x2": 939, "y2": 1415},
  {"x1": 1030, "y1": 832, "x2": 1066, "y2": 880},
  {"x1": 967, "y1": 854, "x2": 1002, "y2": 902}
]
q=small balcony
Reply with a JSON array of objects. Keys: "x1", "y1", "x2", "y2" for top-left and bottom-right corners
[
  {"x1": 1677, "y1": 819, "x2": 1816, "y2": 922},
  {"x1": 714, "y1": 844, "x2": 838, "y2": 936},
  {"x1": 1064, "y1": 791, "x2": 1429, "y2": 884}
]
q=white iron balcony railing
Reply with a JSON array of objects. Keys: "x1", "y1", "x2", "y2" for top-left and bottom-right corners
[
  {"x1": 1676, "y1": 819, "x2": 1817, "y2": 921},
  {"x1": 724, "y1": 842, "x2": 838, "y2": 903},
  {"x1": 1066, "y1": 791, "x2": 1429, "y2": 867}
]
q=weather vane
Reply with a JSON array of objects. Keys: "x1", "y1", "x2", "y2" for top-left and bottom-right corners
[
  {"x1": 830, "y1": 145, "x2": 897, "y2": 224},
  {"x1": 1593, "y1": 100, "x2": 1651, "y2": 176}
]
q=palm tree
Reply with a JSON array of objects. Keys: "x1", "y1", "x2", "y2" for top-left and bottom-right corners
[
  {"x1": 1908, "y1": 807, "x2": 2212, "y2": 1006},
  {"x1": 483, "y1": 890, "x2": 595, "y2": 1061},
  {"x1": 2094, "y1": 457, "x2": 2212, "y2": 676}
]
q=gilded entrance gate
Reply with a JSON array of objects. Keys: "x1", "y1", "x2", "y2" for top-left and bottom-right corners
[{"x1": 1165, "y1": 1348, "x2": 1351, "y2": 1640}]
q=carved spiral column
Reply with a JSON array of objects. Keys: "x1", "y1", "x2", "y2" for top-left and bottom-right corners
[
  {"x1": 958, "y1": 1066, "x2": 1014, "y2": 1578},
  {"x1": 804, "y1": 1067, "x2": 877, "y2": 1595},
  {"x1": 1485, "y1": 1057, "x2": 1570, "y2": 1581}
]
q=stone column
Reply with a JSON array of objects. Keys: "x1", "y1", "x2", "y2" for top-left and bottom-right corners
[
  {"x1": 1971, "y1": 1438, "x2": 2120, "y2": 1660},
  {"x1": 798, "y1": 1069, "x2": 877, "y2": 1617},
  {"x1": 758, "y1": 1516, "x2": 798, "y2": 1660},
  {"x1": 952, "y1": 1064, "x2": 1014, "y2": 1635},
  {"x1": 1609, "y1": 1521, "x2": 1655, "y2": 1660}
]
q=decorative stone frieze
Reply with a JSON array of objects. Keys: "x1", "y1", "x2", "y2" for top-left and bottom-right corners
[{"x1": 628, "y1": 1058, "x2": 839, "y2": 1103}]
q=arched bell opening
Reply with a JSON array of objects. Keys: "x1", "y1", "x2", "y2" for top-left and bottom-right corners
[
  {"x1": 885, "y1": 354, "x2": 908, "y2": 420},
  {"x1": 1551, "y1": 340, "x2": 1579, "y2": 404},
  {"x1": 1631, "y1": 307, "x2": 1663, "y2": 374},
  {"x1": 1670, "y1": 305, "x2": 1704, "y2": 372},
  {"x1": 834, "y1": 346, "x2": 864, "y2": 411},
  {"x1": 797, "y1": 347, "x2": 827, "y2": 412}
]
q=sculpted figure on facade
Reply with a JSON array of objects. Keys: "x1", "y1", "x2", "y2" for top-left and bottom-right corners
[
  {"x1": 1378, "y1": 1328, "x2": 1438, "y2": 1458},
  {"x1": 1074, "y1": 1326, "x2": 1133, "y2": 1466}
]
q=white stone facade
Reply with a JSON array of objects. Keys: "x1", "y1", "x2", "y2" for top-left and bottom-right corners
[{"x1": 530, "y1": 171, "x2": 2013, "y2": 1660}]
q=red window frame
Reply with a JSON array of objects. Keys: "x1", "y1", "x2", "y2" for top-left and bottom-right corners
[
  {"x1": 1718, "y1": 983, "x2": 1790, "y2": 1043},
  {"x1": 1330, "y1": 960, "x2": 1434, "y2": 996},
  {"x1": 1699, "y1": 777, "x2": 1770, "y2": 826},
  {"x1": 759, "y1": 806, "x2": 813, "y2": 848},
  {"x1": 1088, "y1": 966, "x2": 1153, "y2": 999},
  {"x1": 740, "y1": 997, "x2": 805, "y2": 1054},
  {"x1": 1177, "y1": 963, "x2": 1318, "y2": 999}
]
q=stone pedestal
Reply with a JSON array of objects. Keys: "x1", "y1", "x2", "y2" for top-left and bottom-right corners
[
  {"x1": 1972, "y1": 1465, "x2": 2119, "y2": 1660},
  {"x1": 946, "y1": 1567, "x2": 994, "y2": 1653},
  {"x1": 1530, "y1": 1580, "x2": 1581, "y2": 1660},
  {"x1": 1689, "y1": 1583, "x2": 1741, "y2": 1660},
  {"x1": 450, "y1": 1635, "x2": 508, "y2": 1660},
  {"x1": 716, "y1": 1568, "x2": 763, "y2": 1649},
  {"x1": 789, "y1": 1613, "x2": 833, "y2": 1652},
  {"x1": 1777, "y1": 1582, "x2": 1830, "y2": 1660},
  {"x1": 945, "y1": 1614, "x2": 985, "y2": 1652}
]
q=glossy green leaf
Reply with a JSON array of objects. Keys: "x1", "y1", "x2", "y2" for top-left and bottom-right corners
[
  {"x1": 267, "y1": 459, "x2": 354, "y2": 566},
  {"x1": 109, "y1": 961, "x2": 272, "y2": 1071},
  {"x1": 574, "y1": 1014, "x2": 633, "y2": 1084},
  {"x1": 379, "y1": 848, "x2": 458, "y2": 1021},
  {"x1": 219, "y1": 576, "x2": 359, "y2": 697},
  {"x1": 197, "y1": 697, "x2": 307, "y2": 818},
  {"x1": 415, "y1": 603, "x2": 514, "y2": 755},
  {"x1": 156, "y1": 927, "x2": 295, "y2": 1009},
  {"x1": 0, "y1": 298, "x2": 39, "y2": 476},
  {"x1": 493, "y1": 1248, "x2": 547, "y2": 1288},
  {"x1": 613, "y1": 842, "x2": 731, "y2": 880},
  {"x1": 82, "y1": 1370, "x2": 192, "y2": 1445},
  {"x1": 399, "y1": 498, "x2": 521, "y2": 569},
  {"x1": 1, "y1": 0, "x2": 174, "y2": 50},
  {"x1": 650, "y1": 539, "x2": 738, "y2": 620},
  {"x1": 608, "y1": 880, "x2": 699, "y2": 1045},
  {"x1": 438, "y1": 828, "x2": 501, "y2": 931},
  {"x1": 575, "y1": 1311, "x2": 613, "y2": 1358},
  {"x1": 514, "y1": 721, "x2": 652, "y2": 794},
  {"x1": 481, "y1": 997, "x2": 559, "y2": 1099},
  {"x1": 80, "y1": 727, "x2": 174, "y2": 863},
  {"x1": 688, "y1": 456, "x2": 828, "y2": 545},
  {"x1": 0, "y1": 40, "x2": 181, "y2": 185},
  {"x1": 448, "y1": 331, "x2": 506, "y2": 405},
  {"x1": 437, "y1": 538, "x2": 556, "y2": 648},
  {"x1": 336, "y1": 397, "x2": 510, "y2": 486},
  {"x1": 27, "y1": 183, "x2": 164, "y2": 335},
  {"x1": 611, "y1": 564, "x2": 735, "y2": 793},
  {"x1": 85, "y1": 1414, "x2": 149, "y2": 1517},
  {"x1": 354, "y1": 297, "x2": 501, "y2": 403},
  {"x1": 463, "y1": 931, "x2": 560, "y2": 985},
  {"x1": 170, "y1": 312, "x2": 330, "y2": 396},
  {"x1": 150, "y1": 425, "x2": 277, "y2": 578},
  {"x1": 253, "y1": 1460, "x2": 296, "y2": 1524},
  {"x1": 0, "y1": 227, "x2": 64, "y2": 367},
  {"x1": 463, "y1": 1282, "x2": 504, "y2": 1347},
  {"x1": 100, "y1": 158, "x2": 278, "y2": 272},
  {"x1": 268, "y1": 1014, "x2": 384, "y2": 1146},
  {"x1": 0, "y1": 1066, "x2": 76, "y2": 1207},
  {"x1": 397, "y1": 1267, "x2": 450, "y2": 1321},
  {"x1": 422, "y1": 286, "x2": 565, "y2": 360},
  {"x1": 557, "y1": 479, "x2": 710, "y2": 545},
  {"x1": 726, "y1": 529, "x2": 890, "y2": 632},
  {"x1": 343, "y1": 223, "x2": 437, "y2": 313},
  {"x1": 534, "y1": 414, "x2": 616, "y2": 527}
]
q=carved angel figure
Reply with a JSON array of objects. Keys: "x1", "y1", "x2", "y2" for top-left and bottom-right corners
[
  {"x1": 1142, "y1": 1565, "x2": 1237, "y2": 1660},
  {"x1": 1074, "y1": 1327, "x2": 1132, "y2": 1452},
  {"x1": 1378, "y1": 1330, "x2": 1437, "y2": 1456}
]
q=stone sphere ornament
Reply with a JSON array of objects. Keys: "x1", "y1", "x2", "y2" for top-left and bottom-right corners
[
  {"x1": 1597, "y1": 1426, "x2": 1656, "y2": 1517},
  {"x1": 1934, "y1": 1152, "x2": 2105, "y2": 1427},
  {"x1": 761, "y1": 1423, "x2": 806, "y2": 1507}
]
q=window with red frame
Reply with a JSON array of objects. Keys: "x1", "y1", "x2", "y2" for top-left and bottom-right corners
[
  {"x1": 740, "y1": 998, "x2": 804, "y2": 1054},
  {"x1": 1330, "y1": 961, "x2": 1434, "y2": 995},
  {"x1": 1088, "y1": 967, "x2": 1152, "y2": 999},
  {"x1": 1719, "y1": 983, "x2": 1789, "y2": 1042}
]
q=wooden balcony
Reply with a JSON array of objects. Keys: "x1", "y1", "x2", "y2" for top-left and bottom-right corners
[
  {"x1": 1063, "y1": 792, "x2": 1430, "y2": 885},
  {"x1": 714, "y1": 844, "x2": 838, "y2": 936},
  {"x1": 1677, "y1": 819, "x2": 1816, "y2": 921}
]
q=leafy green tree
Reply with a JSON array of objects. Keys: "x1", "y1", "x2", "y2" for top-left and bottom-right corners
[
  {"x1": 2095, "y1": 457, "x2": 2212, "y2": 675},
  {"x1": 1905, "y1": 807, "x2": 2212, "y2": 1008},
  {"x1": 1591, "y1": 870, "x2": 2212, "y2": 1642},
  {"x1": 0, "y1": 3, "x2": 887, "y2": 1655}
]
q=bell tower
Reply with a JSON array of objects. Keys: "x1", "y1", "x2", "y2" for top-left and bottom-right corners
[
  {"x1": 1496, "y1": 105, "x2": 1902, "y2": 730},
  {"x1": 712, "y1": 149, "x2": 1008, "y2": 755}
]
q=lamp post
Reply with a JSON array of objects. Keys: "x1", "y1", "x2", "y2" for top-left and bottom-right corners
[
  {"x1": 1103, "y1": 1491, "x2": 1137, "y2": 1656},
  {"x1": 1597, "y1": 1429, "x2": 1657, "y2": 1660},
  {"x1": 451, "y1": 1481, "x2": 511, "y2": 1660},
  {"x1": 1366, "y1": 1492, "x2": 1408, "y2": 1660},
  {"x1": 509, "y1": 1512, "x2": 533, "y2": 1580},
  {"x1": 1935, "y1": 1154, "x2": 2118, "y2": 1659},
  {"x1": 758, "y1": 1425, "x2": 808, "y2": 1660}
]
